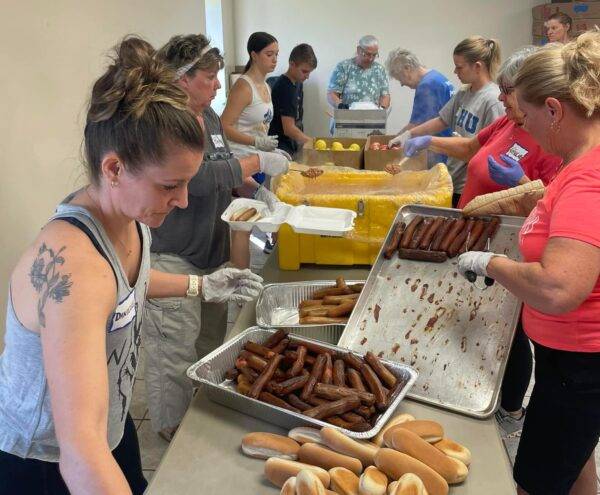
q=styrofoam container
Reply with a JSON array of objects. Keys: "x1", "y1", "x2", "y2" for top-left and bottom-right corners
[{"x1": 222, "y1": 198, "x2": 356, "y2": 236}]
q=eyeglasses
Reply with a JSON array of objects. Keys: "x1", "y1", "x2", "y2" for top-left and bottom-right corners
[
  {"x1": 499, "y1": 82, "x2": 515, "y2": 95},
  {"x1": 359, "y1": 48, "x2": 379, "y2": 59}
]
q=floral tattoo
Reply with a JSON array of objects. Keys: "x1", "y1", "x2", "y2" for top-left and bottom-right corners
[{"x1": 29, "y1": 243, "x2": 73, "y2": 327}]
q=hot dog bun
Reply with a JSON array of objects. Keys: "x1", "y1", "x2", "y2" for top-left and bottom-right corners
[
  {"x1": 358, "y1": 466, "x2": 388, "y2": 495},
  {"x1": 383, "y1": 428, "x2": 466, "y2": 484},
  {"x1": 241, "y1": 432, "x2": 300, "y2": 460},
  {"x1": 391, "y1": 420, "x2": 444, "y2": 443},
  {"x1": 281, "y1": 476, "x2": 297, "y2": 495},
  {"x1": 386, "y1": 481, "x2": 398, "y2": 495},
  {"x1": 297, "y1": 469, "x2": 327, "y2": 495},
  {"x1": 432, "y1": 438, "x2": 472, "y2": 467},
  {"x1": 298, "y1": 442, "x2": 363, "y2": 476},
  {"x1": 372, "y1": 413, "x2": 415, "y2": 447},
  {"x1": 390, "y1": 473, "x2": 429, "y2": 495},
  {"x1": 374, "y1": 449, "x2": 448, "y2": 495},
  {"x1": 329, "y1": 466, "x2": 360, "y2": 495},
  {"x1": 289, "y1": 427, "x2": 324, "y2": 445},
  {"x1": 321, "y1": 427, "x2": 379, "y2": 467},
  {"x1": 265, "y1": 458, "x2": 331, "y2": 488}
]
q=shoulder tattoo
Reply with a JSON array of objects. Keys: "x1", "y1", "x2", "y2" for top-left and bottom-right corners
[{"x1": 29, "y1": 243, "x2": 73, "y2": 327}]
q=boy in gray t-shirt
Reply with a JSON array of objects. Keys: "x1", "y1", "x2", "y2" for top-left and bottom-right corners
[{"x1": 438, "y1": 82, "x2": 505, "y2": 194}]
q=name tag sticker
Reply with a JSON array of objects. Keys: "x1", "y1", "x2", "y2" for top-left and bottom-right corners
[
  {"x1": 506, "y1": 143, "x2": 528, "y2": 162},
  {"x1": 109, "y1": 290, "x2": 136, "y2": 333},
  {"x1": 211, "y1": 134, "x2": 225, "y2": 148}
]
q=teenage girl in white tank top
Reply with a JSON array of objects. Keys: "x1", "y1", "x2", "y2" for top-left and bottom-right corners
[{"x1": 222, "y1": 32, "x2": 279, "y2": 159}]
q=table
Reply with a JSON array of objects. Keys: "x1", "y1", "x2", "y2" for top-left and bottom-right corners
[{"x1": 147, "y1": 254, "x2": 516, "y2": 494}]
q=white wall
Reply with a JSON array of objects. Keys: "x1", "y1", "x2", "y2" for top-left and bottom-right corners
[
  {"x1": 231, "y1": 0, "x2": 538, "y2": 136},
  {"x1": 0, "y1": 0, "x2": 205, "y2": 345}
]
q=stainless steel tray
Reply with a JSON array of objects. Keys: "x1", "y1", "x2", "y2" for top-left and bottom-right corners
[
  {"x1": 256, "y1": 280, "x2": 365, "y2": 328},
  {"x1": 187, "y1": 326, "x2": 418, "y2": 439},
  {"x1": 338, "y1": 205, "x2": 524, "y2": 419}
]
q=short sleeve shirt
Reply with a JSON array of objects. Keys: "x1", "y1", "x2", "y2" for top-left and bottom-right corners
[
  {"x1": 457, "y1": 116, "x2": 562, "y2": 208},
  {"x1": 269, "y1": 74, "x2": 304, "y2": 156},
  {"x1": 328, "y1": 58, "x2": 389, "y2": 106},
  {"x1": 519, "y1": 145, "x2": 600, "y2": 352}
]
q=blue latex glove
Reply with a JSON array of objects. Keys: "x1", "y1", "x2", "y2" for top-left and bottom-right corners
[
  {"x1": 487, "y1": 154, "x2": 525, "y2": 187},
  {"x1": 404, "y1": 135, "x2": 432, "y2": 157}
]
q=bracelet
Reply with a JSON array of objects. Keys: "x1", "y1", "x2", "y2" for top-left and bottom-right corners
[{"x1": 186, "y1": 274, "x2": 200, "y2": 298}]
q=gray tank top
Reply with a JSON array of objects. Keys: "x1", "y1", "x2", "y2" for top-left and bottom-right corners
[{"x1": 0, "y1": 202, "x2": 151, "y2": 461}]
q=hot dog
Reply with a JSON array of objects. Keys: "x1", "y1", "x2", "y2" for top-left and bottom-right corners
[
  {"x1": 397, "y1": 248, "x2": 448, "y2": 263},
  {"x1": 287, "y1": 394, "x2": 312, "y2": 411},
  {"x1": 300, "y1": 354, "x2": 327, "y2": 401},
  {"x1": 347, "y1": 368, "x2": 367, "y2": 392},
  {"x1": 384, "y1": 222, "x2": 406, "y2": 259},
  {"x1": 342, "y1": 352, "x2": 365, "y2": 371},
  {"x1": 327, "y1": 300, "x2": 356, "y2": 318},
  {"x1": 303, "y1": 396, "x2": 362, "y2": 419},
  {"x1": 472, "y1": 217, "x2": 501, "y2": 251},
  {"x1": 360, "y1": 363, "x2": 388, "y2": 412},
  {"x1": 299, "y1": 299, "x2": 325, "y2": 308},
  {"x1": 232, "y1": 207, "x2": 258, "y2": 222},
  {"x1": 312, "y1": 287, "x2": 350, "y2": 299},
  {"x1": 462, "y1": 218, "x2": 486, "y2": 253},
  {"x1": 288, "y1": 345, "x2": 307, "y2": 377},
  {"x1": 259, "y1": 391, "x2": 301, "y2": 413},
  {"x1": 418, "y1": 216, "x2": 445, "y2": 250},
  {"x1": 289, "y1": 340, "x2": 336, "y2": 356},
  {"x1": 248, "y1": 354, "x2": 283, "y2": 399},
  {"x1": 244, "y1": 341, "x2": 276, "y2": 359},
  {"x1": 264, "y1": 329, "x2": 288, "y2": 348},
  {"x1": 333, "y1": 359, "x2": 346, "y2": 387},
  {"x1": 400, "y1": 216, "x2": 423, "y2": 249},
  {"x1": 299, "y1": 316, "x2": 348, "y2": 324},
  {"x1": 322, "y1": 293, "x2": 360, "y2": 305},
  {"x1": 429, "y1": 218, "x2": 454, "y2": 252},
  {"x1": 438, "y1": 218, "x2": 466, "y2": 253},
  {"x1": 409, "y1": 217, "x2": 433, "y2": 249},
  {"x1": 270, "y1": 374, "x2": 310, "y2": 395},
  {"x1": 447, "y1": 218, "x2": 476, "y2": 257},
  {"x1": 314, "y1": 383, "x2": 376, "y2": 406},
  {"x1": 364, "y1": 352, "x2": 397, "y2": 388},
  {"x1": 322, "y1": 353, "x2": 333, "y2": 385}
]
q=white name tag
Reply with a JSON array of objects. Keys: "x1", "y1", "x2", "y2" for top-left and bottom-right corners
[
  {"x1": 109, "y1": 290, "x2": 137, "y2": 333},
  {"x1": 506, "y1": 143, "x2": 528, "y2": 162},
  {"x1": 211, "y1": 134, "x2": 225, "y2": 148}
]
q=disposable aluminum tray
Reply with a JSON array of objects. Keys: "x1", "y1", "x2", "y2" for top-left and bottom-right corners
[
  {"x1": 255, "y1": 280, "x2": 365, "y2": 332},
  {"x1": 338, "y1": 204, "x2": 524, "y2": 419},
  {"x1": 187, "y1": 326, "x2": 417, "y2": 439}
]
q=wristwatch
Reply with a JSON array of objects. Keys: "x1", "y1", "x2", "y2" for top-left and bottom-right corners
[{"x1": 186, "y1": 274, "x2": 200, "y2": 297}]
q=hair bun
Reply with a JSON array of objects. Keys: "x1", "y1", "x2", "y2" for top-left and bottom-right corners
[{"x1": 562, "y1": 30, "x2": 600, "y2": 116}]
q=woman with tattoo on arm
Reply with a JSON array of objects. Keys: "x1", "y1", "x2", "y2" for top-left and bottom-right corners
[
  {"x1": 458, "y1": 32, "x2": 600, "y2": 495},
  {"x1": 0, "y1": 36, "x2": 262, "y2": 495}
]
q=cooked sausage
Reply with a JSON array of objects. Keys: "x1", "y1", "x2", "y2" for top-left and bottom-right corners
[
  {"x1": 303, "y1": 396, "x2": 362, "y2": 420},
  {"x1": 327, "y1": 300, "x2": 356, "y2": 318},
  {"x1": 263, "y1": 329, "x2": 288, "y2": 348},
  {"x1": 233, "y1": 207, "x2": 257, "y2": 222},
  {"x1": 300, "y1": 354, "x2": 327, "y2": 401},
  {"x1": 384, "y1": 222, "x2": 405, "y2": 259},
  {"x1": 299, "y1": 299, "x2": 324, "y2": 309},
  {"x1": 438, "y1": 217, "x2": 466, "y2": 252},
  {"x1": 398, "y1": 248, "x2": 448, "y2": 263},
  {"x1": 299, "y1": 306, "x2": 338, "y2": 317},
  {"x1": 287, "y1": 345, "x2": 307, "y2": 377},
  {"x1": 430, "y1": 218, "x2": 455, "y2": 251},
  {"x1": 244, "y1": 341, "x2": 276, "y2": 359},
  {"x1": 360, "y1": 363, "x2": 388, "y2": 412},
  {"x1": 364, "y1": 352, "x2": 397, "y2": 388},
  {"x1": 462, "y1": 218, "x2": 487, "y2": 253},
  {"x1": 342, "y1": 352, "x2": 365, "y2": 371},
  {"x1": 314, "y1": 383, "x2": 376, "y2": 405},
  {"x1": 447, "y1": 218, "x2": 476, "y2": 257},
  {"x1": 322, "y1": 353, "x2": 333, "y2": 385},
  {"x1": 400, "y1": 215, "x2": 424, "y2": 249},
  {"x1": 409, "y1": 217, "x2": 433, "y2": 249},
  {"x1": 270, "y1": 338, "x2": 290, "y2": 356},
  {"x1": 333, "y1": 359, "x2": 346, "y2": 387},
  {"x1": 419, "y1": 216, "x2": 445, "y2": 250},
  {"x1": 472, "y1": 217, "x2": 501, "y2": 251},
  {"x1": 270, "y1": 374, "x2": 310, "y2": 395},
  {"x1": 286, "y1": 394, "x2": 312, "y2": 411},
  {"x1": 259, "y1": 392, "x2": 301, "y2": 413},
  {"x1": 311, "y1": 287, "x2": 349, "y2": 299},
  {"x1": 248, "y1": 354, "x2": 283, "y2": 399},
  {"x1": 289, "y1": 340, "x2": 336, "y2": 356},
  {"x1": 347, "y1": 368, "x2": 367, "y2": 391}
]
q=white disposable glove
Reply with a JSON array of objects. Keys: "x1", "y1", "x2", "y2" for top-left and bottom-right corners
[
  {"x1": 388, "y1": 130, "x2": 411, "y2": 148},
  {"x1": 254, "y1": 135, "x2": 278, "y2": 151},
  {"x1": 273, "y1": 148, "x2": 292, "y2": 161},
  {"x1": 254, "y1": 185, "x2": 281, "y2": 212},
  {"x1": 202, "y1": 268, "x2": 263, "y2": 303},
  {"x1": 457, "y1": 251, "x2": 507, "y2": 279},
  {"x1": 256, "y1": 150, "x2": 290, "y2": 176}
]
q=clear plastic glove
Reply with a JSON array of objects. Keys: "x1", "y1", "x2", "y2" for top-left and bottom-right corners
[
  {"x1": 254, "y1": 135, "x2": 278, "y2": 151},
  {"x1": 457, "y1": 251, "x2": 507, "y2": 279},
  {"x1": 257, "y1": 150, "x2": 290, "y2": 176},
  {"x1": 388, "y1": 131, "x2": 411, "y2": 148},
  {"x1": 202, "y1": 268, "x2": 263, "y2": 303},
  {"x1": 488, "y1": 154, "x2": 525, "y2": 187},
  {"x1": 254, "y1": 185, "x2": 280, "y2": 212},
  {"x1": 404, "y1": 135, "x2": 432, "y2": 157}
]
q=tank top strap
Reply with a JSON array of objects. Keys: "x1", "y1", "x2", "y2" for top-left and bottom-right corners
[{"x1": 240, "y1": 74, "x2": 260, "y2": 102}]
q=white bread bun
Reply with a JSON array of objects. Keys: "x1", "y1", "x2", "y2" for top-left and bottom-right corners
[
  {"x1": 329, "y1": 466, "x2": 360, "y2": 495},
  {"x1": 387, "y1": 481, "x2": 398, "y2": 495},
  {"x1": 298, "y1": 442, "x2": 363, "y2": 476},
  {"x1": 281, "y1": 476, "x2": 297, "y2": 495},
  {"x1": 321, "y1": 427, "x2": 379, "y2": 467},
  {"x1": 373, "y1": 413, "x2": 415, "y2": 447},
  {"x1": 289, "y1": 427, "x2": 324, "y2": 445},
  {"x1": 445, "y1": 457, "x2": 468, "y2": 483},
  {"x1": 386, "y1": 420, "x2": 444, "y2": 444},
  {"x1": 265, "y1": 458, "x2": 330, "y2": 488},
  {"x1": 358, "y1": 466, "x2": 388, "y2": 495},
  {"x1": 374, "y1": 449, "x2": 448, "y2": 495},
  {"x1": 461, "y1": 179, "x2": 545, "y2": 217},
  {"x1": 383, "y1": 428, "x2": 464, "y2": 484},
  {"x1": 432, "y1": 438, "x2": 471, "y2": 467},
  {"x1": 297, "y1": 469, "x2": 327, "y2": 495},
  {"x1": 242, "y1": 432, "x2": 300, "y2": 460},
  {"x1": 390, "y1": 473, "x2": 429, "y2": 495}
]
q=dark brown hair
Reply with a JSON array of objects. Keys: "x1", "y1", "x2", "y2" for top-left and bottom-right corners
[
  {"x1": 289, "y1": 43, "x2": 318, "y2": 68},
  {"x1": 84, "y1": 36, "x2": 204, "y2": 184},
  {"x1": 156, "y1": 34, "x2": 225, "y2": 76},
  {"x1": 548, "y1": 12, "x2": 573, "y2": 33},
  {"x1": 244, "y1": 31, "x2": 278, "y2": 72}
]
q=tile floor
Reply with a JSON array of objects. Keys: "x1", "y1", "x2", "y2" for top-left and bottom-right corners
[{"x1": 133, "y1": 235, "x2": 600, "y2": 491}]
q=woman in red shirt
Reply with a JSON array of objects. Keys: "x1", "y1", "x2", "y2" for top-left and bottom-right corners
[
  {"x1": 459, "y1": 32, "x2": 600, "y2": 495},
  {"x1": 399, "y1": 45, "x2": 562, "y2": 207}
]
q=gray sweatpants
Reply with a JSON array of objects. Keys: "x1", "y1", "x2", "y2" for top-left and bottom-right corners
[{"x1": 143, "y1": 253, "x2": 228, "y2": 432}]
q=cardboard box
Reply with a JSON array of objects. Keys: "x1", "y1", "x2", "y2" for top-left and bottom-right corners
[
  {"x1": 533, "y1": 17, "x2": 600, "y2": 36},
  {"x1": 333, "y1": 108, "x2": 387, "y2": 139},
  {"x1": 363, "y1": 135, "x2": 427, "y2": 171},
  {"x1": 300, "y1": 137, "x2": 366, "y2": 169},
  {"x1": 532, "y1": 2, "x2": 600, "y2": 21},
  {"x1": 532, "y1": 34, "x2": 548, "y2": 45}
]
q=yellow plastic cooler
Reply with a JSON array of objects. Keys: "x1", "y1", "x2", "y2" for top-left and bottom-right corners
[{"x1": 274, "y1": 164, "x2": 453, "y2": 270}]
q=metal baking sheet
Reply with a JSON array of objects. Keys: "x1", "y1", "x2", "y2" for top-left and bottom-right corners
[
  {"x1": 338, "y1": 204, "x2": 524, "y2": 419},
  {"x1": 255, "y1": 280, "x2": 365, "y2": 328},
  {"x1": 187, "y1": 326, "x2": 417, "y2": 439}
]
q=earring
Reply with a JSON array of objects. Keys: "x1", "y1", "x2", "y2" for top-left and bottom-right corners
[
  {"x1": 550, "y1": 120, "x2": 561, "y2": 133},
  {"x1": 111, "y1": 180, "x2": 118, "y2": 187}
]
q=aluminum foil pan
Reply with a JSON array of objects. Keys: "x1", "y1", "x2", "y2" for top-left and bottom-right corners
[
  {"x1": 187, "y1": 327, "x2": 417, "y2": 439},
  {"x1": 255, "y1": 280, "x2": 365, "y2": 328}
]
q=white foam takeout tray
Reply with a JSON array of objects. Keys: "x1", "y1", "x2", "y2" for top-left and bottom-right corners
[{"x1": 222, "y1": 198, "x2": 356, "y2": 236}]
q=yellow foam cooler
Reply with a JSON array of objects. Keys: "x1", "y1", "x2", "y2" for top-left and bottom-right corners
[{"x1": 274, "y1": 164, "x2": 453, "y2": 270}]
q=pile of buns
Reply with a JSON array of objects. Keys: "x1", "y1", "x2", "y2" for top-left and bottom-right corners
[
  {"x1": 241, "y1": 413, "x2": 471, "y2": 494},
  {"x1": 298, "y1": 277, "x2": 364, "y2": 325}
]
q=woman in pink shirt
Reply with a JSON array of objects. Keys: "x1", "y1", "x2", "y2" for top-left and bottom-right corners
[{"x1": 459, "y1": 32, "x2": 600, "y2": 495}]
